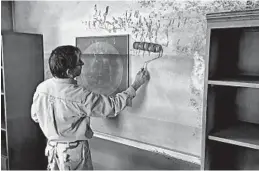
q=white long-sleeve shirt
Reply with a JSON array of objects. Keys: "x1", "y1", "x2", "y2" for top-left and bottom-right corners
[{"x1": 31, "y1": 77, "x2": 136, "y2": 142}]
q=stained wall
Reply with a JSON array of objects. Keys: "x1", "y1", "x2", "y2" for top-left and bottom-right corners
[{"x1": 13, "y1": 0, "x2": 205, "y2": 165}]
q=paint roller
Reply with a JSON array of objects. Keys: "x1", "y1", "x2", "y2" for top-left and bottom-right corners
[{"x1": 133, "y1": 41, "x2": 163, "y2": 70}]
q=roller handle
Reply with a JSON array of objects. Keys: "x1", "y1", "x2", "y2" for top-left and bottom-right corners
[{"x1": 133, "y1": 42, "x2": 163, "y2": 53}]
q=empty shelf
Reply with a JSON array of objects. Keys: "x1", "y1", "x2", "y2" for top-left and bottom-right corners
[{"x1": 208, "y1": 122, "x2": 259, "y2": 150}]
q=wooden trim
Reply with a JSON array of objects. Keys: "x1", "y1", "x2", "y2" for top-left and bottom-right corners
[
  {"x1": 127, "y1": 34, "x2": 130, "y2": 88},
  {"x1": 93, "y1": 131, "x2": 201, "y2": 165},
  {"x1": 208, "y1": 20, "x2": 259, "y2": 29},
  {"x1": 207, "y1": 9, "x2": 259, "y2": 20},
  {"x1": 200, "y1": 26, "x2": 211, "y2": 170},
  {"x1": 206, "y1": 9, "x2": 259, "y2": 29},
  {"x1": 76, "y1": 34, "x2": 131, "y2": 39}
]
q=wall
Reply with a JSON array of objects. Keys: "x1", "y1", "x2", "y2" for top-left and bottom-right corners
[
  {"x1": 13, "y1": 0, "x2": 203, "y2": 160},
  {"x1": 12, "y1": 0, "x2": 206, "y2": 168}
]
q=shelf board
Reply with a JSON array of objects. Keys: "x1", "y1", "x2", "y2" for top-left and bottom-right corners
[
  {"x1": 208, "y1": 77, "x2": 259, "y2": 88},
  {"x1": 1, "y1": 152, "x2": 7, "y2": 158},
  {"x1": 1, "y1": 128, "x2": 6, "y2": 131},
  {"x1": 208, "y1": 122, "x2": 259, "y2": 150},
  {"x1": 1, "y1": 155, "x2": 8, "y2": 159},
  {"x1": 1, "y1": 119, "x2": 6, "y2": 131}
]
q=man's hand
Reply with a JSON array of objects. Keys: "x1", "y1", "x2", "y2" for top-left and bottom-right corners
[{"x1": 131, "y1": 68, "x2": 150, "y2": 91}]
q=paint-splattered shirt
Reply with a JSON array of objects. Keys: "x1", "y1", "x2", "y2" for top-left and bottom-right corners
[{"x1": 31, "y1": 78, "x2": 136, "y2": 142}]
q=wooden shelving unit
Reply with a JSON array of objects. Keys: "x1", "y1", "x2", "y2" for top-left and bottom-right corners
[
  {"x1": 1, "y1": 32, "x2": 47, "y2": 169},
  {"x1": 201, "y1": 9, "x2": 259, "y2": 170}
]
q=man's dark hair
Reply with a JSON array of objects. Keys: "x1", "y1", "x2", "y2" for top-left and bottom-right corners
[{"x1": 49, "y1": 45, "x2": 81, "y2": 78}]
